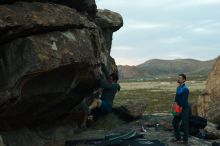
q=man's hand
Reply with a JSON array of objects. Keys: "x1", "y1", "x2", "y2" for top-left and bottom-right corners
[{"x1": 93, "y1": 88, "x2": 103, "y2": 98}]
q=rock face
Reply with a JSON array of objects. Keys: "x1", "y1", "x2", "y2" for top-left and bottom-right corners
[
  {"x1": 114, "y1": 101, "x2": 147, "y2": 121},
  {"x1": 0, "y1": 0, "x2": 97, "y2": 16},
  {"x1": 0, "y1": 1, "x2": 123, "y2": 145},
  {"x1": 205, "y1": 122, "x2": 220, "y2": 139},
  {"x1": 197, "y1": 56, "x2": 220, "y2": 123},
  {"x1": 0, "y1": 136, "x2": 5, "y2": 146},
  {"x1": 0, "y1": 2, "x2": 95, "y2": 44}
]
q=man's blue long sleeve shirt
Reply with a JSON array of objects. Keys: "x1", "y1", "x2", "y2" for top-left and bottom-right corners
[{"x1": 174, "y1": 83, "x2": 189, "y2": 109}]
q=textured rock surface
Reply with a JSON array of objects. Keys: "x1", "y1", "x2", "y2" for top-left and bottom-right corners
[
  {"x1": 0, "y1": 1, "x2": 124, "y2": 145},
  {"x1": 0, "y1": 29, "x2": 102, "y2": 130},
  {"x1": 1, "y1": 114, "x2": 219, "y2": 146},
  {"x1": 96, "y1": 9, "x2": 123, "y2": 31},
  {"x1": 197, "y1": 56, "x2": 220, "y2": 123},
  {"x1": 0, "y1": 0, "x2": 123, "y2": 133},
  {"x1": 205, "y1": 122, "x2": 220, "y2": 139},
  {"x1": 0, "y1": 2, "x2": 96, "y2": 44},
  {"x1": 0, "y1": 0, "x2": 97, "y2": 16},
  {"x1": 0, "y1": 136, "x2": 5, "y2": 146},
  {"x1": 0, "y1": 0, "x2": 123, "y2": 146},
  {"x1": 114, "y1": 101, "x2": 147, "y2": 121}
]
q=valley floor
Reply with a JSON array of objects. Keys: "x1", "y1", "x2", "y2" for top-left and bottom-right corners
[{"x1": 115, "y1": 80, "x2": 205, "y2": 114}]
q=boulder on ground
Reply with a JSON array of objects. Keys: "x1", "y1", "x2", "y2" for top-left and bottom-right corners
[{"x1": 114, "y1": 101, "x2": 147, "y2": 121}]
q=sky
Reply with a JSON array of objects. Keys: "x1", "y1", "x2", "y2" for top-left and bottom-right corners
[{"x1": 96, "y1": 0, "x2": 220, "y2": 65}]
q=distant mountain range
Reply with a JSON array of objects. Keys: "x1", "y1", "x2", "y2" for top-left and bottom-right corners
[{"x1": 118, "y1": 59, "x2": 215, "y2": 80}]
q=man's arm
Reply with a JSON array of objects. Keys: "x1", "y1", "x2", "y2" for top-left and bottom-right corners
[
  {"x1": 99, "y1": 79, "x2": 120, "y2": 91},
  {"x1": 101, "y1": 63, "x2": 109, "y2": 79},
  {"x1": 181, "y1": 88, "x2": 189, "y2": 109},
  {"x1": 174, "y1": 88, "x2": 178, "y2": 102}
]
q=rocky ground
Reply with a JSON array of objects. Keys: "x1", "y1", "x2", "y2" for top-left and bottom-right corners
[
  {"x1": 43, "y1": 114, "x2": 220, "y2": 146},
  {"x1": 0, "y1": 113, "x2": 219, "y2": 146}
]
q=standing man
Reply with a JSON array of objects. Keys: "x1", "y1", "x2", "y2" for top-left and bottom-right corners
[{"x1": 172, "y1": 74, "x2": 189, "y2": 145}]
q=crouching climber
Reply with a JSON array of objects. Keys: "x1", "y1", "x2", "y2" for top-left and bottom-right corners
[{"x1": 79, "y1": 63, "x2": 120, "y2": 128}]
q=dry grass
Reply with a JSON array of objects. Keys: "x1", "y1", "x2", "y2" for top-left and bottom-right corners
[
  {"x1": 119, "y1": 80, "x2": 206, "y2": 92},
  {"x1": 114, "y1": 80, "x2": 206, "y2": 114}
]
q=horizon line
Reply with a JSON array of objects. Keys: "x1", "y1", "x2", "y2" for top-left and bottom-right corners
[{"x1": 115, "y1": 57, "x2": 217, "y2": 66}]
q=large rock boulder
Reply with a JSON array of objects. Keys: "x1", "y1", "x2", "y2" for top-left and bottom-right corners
[
  {"x1": 0, "y1": 2, "x2": 96, "y2": 44},
  {"x1": 0, "y1": 1, "x2": 123, "y2": 133},
  {"x1": 0, "y1": 136, "x2": 5, "y2": 146},
  {"x1": 197, "y1": 56, "x2": 220, "y2": 124},
  {"x1": 114, "y1": 101, "x2": 147, "y2": 121},
  {"x1": 0, "y1": 0, "x2": 97, "y2": 16},
  {"x1": 96, "y1": 9, "x2": 123, "y2": 31}
]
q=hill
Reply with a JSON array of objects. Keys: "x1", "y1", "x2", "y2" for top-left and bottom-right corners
[{"x1": 118, "y1": 59, "x2": 215, "y2": 80}]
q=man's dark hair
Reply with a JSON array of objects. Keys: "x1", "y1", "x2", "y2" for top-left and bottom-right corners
[
  {"x1": 110, "y1": 72, "x2": 119, "y2": 82},
  {"x1": 179, "y1": 73, "x2": 186, "y2": 80}
]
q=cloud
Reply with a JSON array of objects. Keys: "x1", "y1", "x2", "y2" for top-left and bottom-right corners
[
  {"x1": 160, "y1": 36, "x2": 186, "y2": 44},
  {"x1": 97, "y1": 0, "x2": 220, "y2": 65},
  {"x1": 192, "y1": 27, "x2": 207, "y2": 33},
  {"x1": 125, "y1": 20, "x2": 169, "y2": 30},
  {"x1": 185, "y1": 20, "x2": 220, "y2": 34},
  {"x1": 97, "y1": 0, "x2": 174, "y2": 10},
  {"x1": 97, "y1": 0, "x2": 220, "y2": 12},
  {"x1": 111, "y1": 46, "x2": 142, "y2": 58},
  {"x1": 113, "y1": 46, "x2": 135, "y2": 51},
  {"x1": 165, "y1": 53, "x2": 190, "y2": 60},
  {"x1": 114, "y1": 57, "x2": 147, "y2": 65},
  {"x1": 171, "y1": 0, "x2": 220, "y2": 8},
  {"x1": 185, "y1": 0, "x2": 220, "y2": 5}
]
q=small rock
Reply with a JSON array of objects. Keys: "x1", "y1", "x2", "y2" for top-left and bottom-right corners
[
  {"x1": 114, "y1": 101, "x2": 147, "y2": 121},
  {"x1": 0, "y1": 136, "x2": 5, "y2": 146},
  {"x1": 205, "y1": 122, "x2": 220, "y2": 139}
]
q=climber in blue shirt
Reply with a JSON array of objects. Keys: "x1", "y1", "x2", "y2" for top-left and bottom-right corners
[
  {"x1": 79, "y1": 63, "x2": 120, "y2": 129},
  {"x1": 171, "y1": 74, "x2": 190, "y2": 145}
]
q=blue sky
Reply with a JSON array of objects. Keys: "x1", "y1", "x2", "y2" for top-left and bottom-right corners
[{"x1": 96, "y1": 0, "x2": 220, "y2": 65}]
